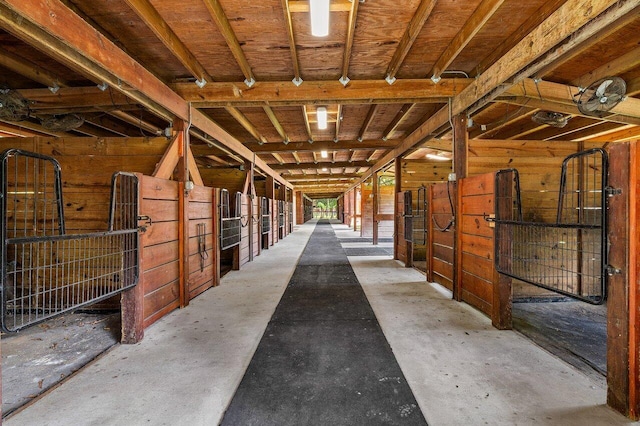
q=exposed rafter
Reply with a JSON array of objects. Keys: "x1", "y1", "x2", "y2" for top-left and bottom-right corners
[
  {"x1": 340, "y1": 0, "x2": 360, "y2": 83},
  {"x1": 270, "y1": 161, "x2": 370, "y2": 170},
  {"x1": 202, "y1": 0, "x2": 256, "y2": 86},
  {"x1": 225, "y1": 106, "x2": 268, "y2": 143},
  {"x1": 263, "y1": 106, "x2": 289, "y2": 143},
  {"x1": 382, "y1": 103, "x2": 414, "y2": 140},
  {"x1": 281, "y1": 0, "x2": 302, "y2": 83},
  {"x1": 357, "y1": 105, "x2": 380, "y2": 142},
  {"x1": 385, "y1": 0, "x2": 438, "y2": 83},
  {"x1": 429, "y1": 0, "x2": 505, "y2": 82},
  {"x1": 123, "y1": 0, "x2": 211, "y2": 85}
]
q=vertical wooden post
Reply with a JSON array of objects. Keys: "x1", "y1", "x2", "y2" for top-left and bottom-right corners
[
  {"x1": 359, "y1": 183, "x2": 365, "y2": 236},
  {"x1": 607, "y1": 142, "x2": 634, "y2": 418},
  {"x1": 630, "y1": 141, "x2": 640, "y2": 418},
  {"x1": 373, "y1": 171, "x2": 379, "y2": 245},
  {"x1": 427, "y1": 185, "x2": 434, "y2": 282},
  {"x1": 213, "y1": 188, "x2": 221, "y2": 287},
  {"x1": 452, "y1": 113, "x2": 468, "y2": 302},
  {"x1": 175, "y1": 120, "x2": 189, "y2": 307},
  {"x1": 121, "y1": 174, "x2": 145, "y2": 344},
  {"x1": 352, "y1": 189, "x2": 357, "y2": 230},
  {"x1": 492, "y1": 171, "x2": 512, "y2": 330},
  {"x1": 394, "y1": 158, "x2": 402, "y2": 260}
]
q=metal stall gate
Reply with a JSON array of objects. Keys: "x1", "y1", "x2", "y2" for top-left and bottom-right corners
[
  {"x1": 278, "y1": 200, "x2": 285, "y2": 238},
  {"x1": 1, "y1": 149, "x2": 139, "y2": 332},
  {"x1": 493, "y1": 149, "x2": 608, "y2": 304},
  {"x1": 403, "y1": 191, "x2": 413, "y2": 243},
  {"x1": 219, "y1": 189, "x2": 242, "y2": 250}
]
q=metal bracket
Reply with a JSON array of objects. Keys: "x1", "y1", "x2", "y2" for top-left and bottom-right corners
[
  {"x1": 605, "y1": 186, "x2": 622, "y2": 197},
  {"x1": 483, "y1": 213, "x2": 496, "y2": 228},
  {"x1": 606, "y1": 265, "x2": 622, "y2": 276},
  {"x1": 138, "y1": 215, "x2": 153, "y2": 233}
]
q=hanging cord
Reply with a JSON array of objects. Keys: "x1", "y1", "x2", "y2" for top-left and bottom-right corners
[{"x1": 432, "y1": 180, "x2": 455, "y2": 232}]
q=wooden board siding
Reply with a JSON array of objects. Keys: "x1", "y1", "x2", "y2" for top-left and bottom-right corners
[
  {"x1": 429, "y1": 182, "x2": 455, "y2": 292},
  {"x1": 271, "y1": 199, "x2": 279, "y2": 245},
  {"x1": 187, "y1": 185, "x2": 216, "y2": 300},
  {"x1": 361, "y1": 186, "x2": 373, "y2": 237},
  {"x1": 395, "y1": 193, "x2": 410, "y2": 266},
  {"x1": 378, "y1": 185, "x2": 395, "y2": 238},
  {"x1": 139, "y1": 175, "x2": 180, "y2": 328},
  {"x1": 252, "y1": 196, "x2": 260, "y2": 259},
  {"x1": 239, "y1": 194, "x2": 251, "y2": 267}
]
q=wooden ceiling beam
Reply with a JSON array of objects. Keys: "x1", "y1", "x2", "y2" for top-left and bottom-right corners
[
  {"x1": 584, "y1": 125, "x2": 640, "y2": 142},
  {"x1": 575, "y1": 46, "x2": 640, "y2": 89},
  {"x1": 473, "y1": 0, "x2": 566, "y2": 77},
  {"x1": 340, "y1": 0, "x2": 360, "y2": 82},
  {"x1": 281, "y1": 0, "x2": 302, "y2": 83},
  {"x1": 429, "y1": 0, "x2": 506, "y2": 82},
  {"x1": 385, "y1": 0, "x2": 438, "y2": 83},
  {"x1": 349, "y1": 0, "x2": 628, "y2": 191},
  {"x1": 382, "y1": 103, "x2": 414, "y2": 140},
  {"x1": 173, "y1": 78, "x2": 470, "y2": 106},
  {"x1": 263, "y1": 106, "x2": 289, "y2": 143},
  {"x1": 270, "y1": 161, "x2": 370, "y2": 170},
  {"x1": 334, "y1": 104, "x2": 342, "y2": 142},
  {"x1": 0, "y1": 50, "x2": 67, "y2": 88},
  {"x1": 358, "y1": 105, "x2": 379, "y2": 142},
  {"x1": 302, "y1": 105, "x2": 313, "y2": 141},
  {"x1": 535, "y1": 6, "x2": 640, "y2": 80},
  {"x1": 0, "y1": 121, "x2": 47, "y2": 137},
  {"x1": 272, "y1": 152, "x2": 285, "y2": 165},
  {"x1": 224, "y1": 106, "x2": 267, "y2": 143},
  {"x1": 0, "y1": 118, "x2": 70, "y2": 137},
  {"x1": 292, "y1": 151, "x2": 302, "y2": 165},
  {"x1": 202, "y1": 0, "x2": 255, "y2": 86},
  {"x1": 284, "y1": 173, "x2": 364, "y2": 180},
  {"x1": 123, "y1": 0, "x2": 211, "y2": 84}
]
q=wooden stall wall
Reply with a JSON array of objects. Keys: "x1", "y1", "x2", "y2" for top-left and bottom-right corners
[
  {"x1": 361, "y1": 185, "x2": 373, "y2": 237},
  {"x1": 238, "y1": 194, "x2": 251, "y2": 268},
  {"x1": 378, "y1": 185, "x2": 395, "y2": 238},
  {"x1": 272, "y1": 199, "x2": 279, "y2": 245},
  {"x1": 428, "y1": 182, "x2": 455, "y2": 292},
  {"x1": 139, "y1": 175, "x2": 181, "y2": 328},
  {"x1": 187, "y1": 185, "x2": 217, "y2": 300},
  {"x1": 252, "y1": 196, "x2": 260, "y2": 259},
  {"x1": 458, "y1": 173, "x2": 511, "y2": 329},
  {"x1": 395, "y1": 192, "x2": 410, "y2": 266}
]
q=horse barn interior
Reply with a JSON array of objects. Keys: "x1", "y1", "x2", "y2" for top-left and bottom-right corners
[{"x1": 0, "y1": 0, "x2": 640, "y2": 424}]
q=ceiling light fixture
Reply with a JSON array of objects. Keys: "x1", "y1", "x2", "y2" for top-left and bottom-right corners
[
  {"x1": 426, "y1": 153, "x2": 451, "y2": 161},
  {"x1": 310, "y1": 0, "x2": 330, "y2": 37},
  {"x1": 321, "y1": 150, "x2": 328, "y2": 158},
  {"x1": 317, "y1": 106, "x2": 328, "y2": 130}
]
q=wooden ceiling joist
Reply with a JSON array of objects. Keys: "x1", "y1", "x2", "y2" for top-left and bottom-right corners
[
  {"x1": 173, "y1": 78, "x2": 471, "y2": 107},
  {"x1": 385, "y1": 0, "x2": 438, "y2": 83},
  {"x1": 225, "y1": 106, "x2": 267, "y2": 143},
  {"x1": 429, "y1": 0, "x2": 506, "y2": 82},
  {"x1": 382, "y1": 103, "x2": 414, "y2": 140},
  {"x1": 281, "y1": 0, "x2": 302, "y2": 83},
  {"x1": 202, "y1": 0, "x2": 255, "y2": 86},
  {"x1": 124, "y1": 0, "x2": 211, "y2": 84},
  {"x1": 263, "y1": 106, "x2": 289, "y2": 143},
  {"x1": 288, "y1": 1, "x2": 352, "y2": 13},
  {"x1": 340, "y1": 0, "x2": 360, "y2": 83},
  {"x1": 0, "y1": 50, "x2": 67, "y2": 89},
  {"x1": 358, "y1": 105, "x2": 380, "y2": 142}
]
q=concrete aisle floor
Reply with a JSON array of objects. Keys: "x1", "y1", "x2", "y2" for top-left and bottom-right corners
[
  {"x1": 5, "y1": 221, "x2": 635, "y2": 425},
  {"x1": 5, "y1": 222, "x2": 314, "y2": 426}
]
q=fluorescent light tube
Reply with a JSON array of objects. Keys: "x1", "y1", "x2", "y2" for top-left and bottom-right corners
[
  {"x1": 320, "y1": 150, "x2": 328, "y2": 158},
  {"x1": 317, "y1": 106, "x2": 328, "y2": 130},
  {"x1": 310, "y1": 0, "x2": 330, "y2": 37}
]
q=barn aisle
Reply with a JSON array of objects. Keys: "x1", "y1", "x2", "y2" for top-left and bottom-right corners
[
  {"x1": 221, "y1": 220, "x2": 426, "y2": 425},
  {"x1": 4, "y1": 221, "x2": 633, "y2": 425}
]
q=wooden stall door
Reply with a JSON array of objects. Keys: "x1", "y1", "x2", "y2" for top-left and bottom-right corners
[
  {"x1": 238, "y1": 194, "x2": 251, "y2": 267},
  {"x1": 138, "y1": 175, "x2": 181, "y2": 329},
  {"x1": 252, "y1": 196, "x2": 260, "y2": 258},
  {"x1": 458, "y1": 173, "x2": 511, "y2": 329},
  {"x1": 187, "y1": 185, "x2": 216, "y2": 301},
  {"x1": 428, "y1": 183, "x2": 455, "y2": 292},
  {"x1": 395, "y1": 192, "x2": 411, "y2": 266}
]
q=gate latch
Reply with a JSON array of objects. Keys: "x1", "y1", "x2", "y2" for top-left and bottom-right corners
[
  {"x1": 605, "y1": 186, "x2": 622, "y2": 197},
  {"x1": 137, "y1": 215, "x2": 153, "y2": 233},
  {"x1": 606, "y1": 265, "x2": 622, "y2": 276}
]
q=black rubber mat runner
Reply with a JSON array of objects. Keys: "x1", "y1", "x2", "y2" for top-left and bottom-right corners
[{"x1": 221, "y1": 220, "x2": 427, "y2": 425}]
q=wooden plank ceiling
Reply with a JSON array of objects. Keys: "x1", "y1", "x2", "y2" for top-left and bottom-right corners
[{"x1": 0, "y1": 0, "x2": 638, "y2": 198}]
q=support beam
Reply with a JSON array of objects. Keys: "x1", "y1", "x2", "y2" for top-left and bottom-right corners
[
  {"x1": 340, "y1": 0, "x2": 360, "y2": 82},
  {"x1": 173, "y1": 78, "x2": 471, "y2": 107},
  {"x1": 225, "y1": 106, "x2": 267, "y2": 143},
  {"x1": 280, "y1": 0, "x2": 302, "y2": 83},
  {"x1": 385, "y1": 0, "x2": 438, "y2": 83},
  {"x1": 123, "y1": 0, "x2": 211, "y2": 84},
  {"x1": 358, "y1": 105, "x2": 380, "y2": 142},
  {"x1": 429, "y1": 0, "x2": 505, "y2": 82},
  {"x1": 382, "y1": 103, "x2": 414, "y2": 140},
  {"x1": 271, "y1": 161, "x2": 370, "y2": 170},
  {"x1": 263, "y1": 106, "x2": 289, "y2": 143},
  {"x1": 202, "y1": 0, "x2": 255, "y2": 85}
]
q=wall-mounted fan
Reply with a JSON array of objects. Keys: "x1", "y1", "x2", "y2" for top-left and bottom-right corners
[
  {"x1": 0, "y1": 88, "x2": 30, "y2": 122},
  {"x1": 576, "y1": 76, "x2": 626, "y2": 117},
  {"x1": 41, "y1": 114, "x2": 85, "y2": 131},
  {"x1": 531, "y1": 111, "x2": 570, "y2": 128}
]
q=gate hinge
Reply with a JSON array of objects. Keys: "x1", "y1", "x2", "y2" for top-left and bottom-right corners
[
  {"x1": 606, "y1": 265, "x2": 622, "y2": 276},
  {"x1": 605, "y1": 186, "x2": 622, "y2": 197}
]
